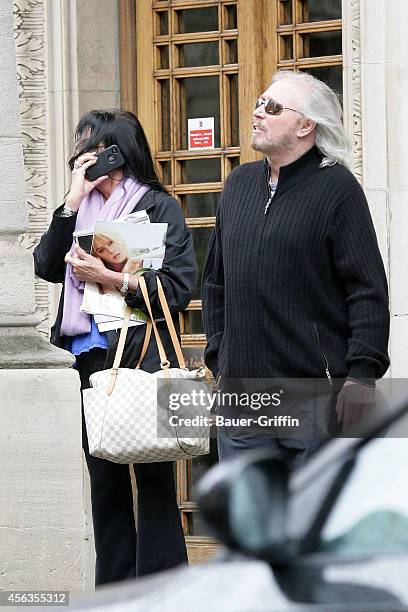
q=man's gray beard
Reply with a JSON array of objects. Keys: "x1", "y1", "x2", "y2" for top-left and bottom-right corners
[{"x1": 251, "y1": 134, "x2": 295, "y2": 155}]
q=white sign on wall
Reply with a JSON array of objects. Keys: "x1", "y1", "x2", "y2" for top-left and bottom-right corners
[{"x1": 188, "y1": 117, "x2": 215, "y2": 150}]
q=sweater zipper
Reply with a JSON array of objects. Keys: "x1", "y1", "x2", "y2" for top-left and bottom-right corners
[
  {"x1": 313, "y1": 323, "x2": 333, "y2": 386},
  {"x1": 264, "y1": 191, "x2": 273, "y2": 216},
  {"x1": 264, "y1": 165, "x2": 273, "y2": 215}
]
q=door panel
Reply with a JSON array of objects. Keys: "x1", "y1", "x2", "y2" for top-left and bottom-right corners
[{"x1": 135, "y1": 0, "x2": 243, "y2": 562}]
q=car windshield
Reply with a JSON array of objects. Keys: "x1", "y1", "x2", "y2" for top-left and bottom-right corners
[{"x1": 318, "y1": 429, "x2": 408, "y2": 556}]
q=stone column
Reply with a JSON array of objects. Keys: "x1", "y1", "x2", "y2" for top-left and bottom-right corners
[
  {"x1": 0, "y1": 0, "x2": 85, "y2": 591},
  {"x1": 344, "y1": 0, "x2": 408, "y2": 379},
  {"x1": 344, "y1": 0, "x2": 406, "y2": 378},
  {"x1": 385, "y1": 0, "x2": 408, "y2": 377},
  {"x1": 0, "y1": 0, "x2": 69, "y2": 366}
]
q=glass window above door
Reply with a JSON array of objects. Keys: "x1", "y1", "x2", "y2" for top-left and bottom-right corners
[
  {"x1": 175, "y1": 7, "x2": 219, "y2": 34},
  {"x1": 301, "y1": 0, "x2": 342, "y2": 23},
  {"x1": 278, "y1": 0, "x2": 342, "y2": 25},
  {"x1": 176, "y1": 42, "x2": 219, "y2": 68},
  {"x1": 277, "y1": 0, "x2": 343, "y2": 100}
]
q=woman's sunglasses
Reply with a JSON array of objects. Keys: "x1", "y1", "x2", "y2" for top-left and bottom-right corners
[{"x1": 254, "y1": 97, "x2": 301, "y2": 116}]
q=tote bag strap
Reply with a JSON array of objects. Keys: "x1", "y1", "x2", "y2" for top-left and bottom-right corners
[
  {"x1": 156, "y1": 277, "x2": 186, "y2": 369},
  {"x1": 132, "y1": 275, "x2": 186, "y2": 370},
  {"x1": 106, "y1": 273, "x2": 188, "y2": 394},
  {"x1": 107, "y1": 277, "x2": 170, "y2": 395},
  {"x1": 135, "y1": 320, "x2": 152, "y2": 369},
  {"x1": 107, "y1": 305, "x2": 132, "y2": 395},
  {"x1": 137, "y1": 275, "x2": 170, "y2": 369},
  {"x1": 111, "y1": 309, "x2": 152, "y2": 373}
]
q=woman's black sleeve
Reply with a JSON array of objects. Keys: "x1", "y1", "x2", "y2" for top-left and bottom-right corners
[
  {"x1": 125, "y1": 194, "x2": 197, "y2": 318},
  {"x1": 33, "y1": 205, "x2": 77, "y2": 283}
]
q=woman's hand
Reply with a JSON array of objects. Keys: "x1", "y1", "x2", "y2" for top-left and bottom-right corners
[
  {"x1": 65, "y1": 152, "x2": 109, "y2": 212},
  {"x1": 65, "y1": 247, "x2": 141, "y2": 294},
  {"x1": 65, "y1": 246, "x2": 118, "y2": 285}
]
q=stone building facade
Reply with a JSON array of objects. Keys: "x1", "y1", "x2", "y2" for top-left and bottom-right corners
[
  {"x1": 2, "y1": 0, "x2": 408, "y2": 591},
  {"x1": 13, "y1": 0, "x2": 121, "y2": 335},
  {"x1": 13, "y1": 0, "x2": 408, "y2": 379}
]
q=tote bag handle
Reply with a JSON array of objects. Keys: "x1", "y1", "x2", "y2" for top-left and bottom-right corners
[
  {"x1": 107, "y1": 274, "x2": 186, "y2": 395},
  {"x1": 136, "y1": 275, "x2": 186, "y2": 369}
]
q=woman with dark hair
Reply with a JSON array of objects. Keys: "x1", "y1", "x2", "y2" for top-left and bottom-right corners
[
  {"x1": 69, "y1": 110, "x2": 165, "y2": 191},
  {"x1": 33, "y1": 110, "x2": 196, "y2": 586}
]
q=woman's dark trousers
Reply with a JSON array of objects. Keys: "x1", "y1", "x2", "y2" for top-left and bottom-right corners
[{"x1": 76, "y1": 349, "x2": 188, "y2": 586}]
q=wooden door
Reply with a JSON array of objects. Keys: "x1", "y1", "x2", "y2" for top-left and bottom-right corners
[{"x1": 120, "y1": 0, "x2": 343, "y2": 564}]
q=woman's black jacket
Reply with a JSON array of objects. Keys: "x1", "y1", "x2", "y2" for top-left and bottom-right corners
[{"x1": 33, "y1": 189, "x2": 197, "y2": 371}]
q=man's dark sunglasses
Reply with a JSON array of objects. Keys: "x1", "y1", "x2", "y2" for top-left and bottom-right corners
[{"x1": 254, "y1": 97, "x2": 301, "y2": 116}]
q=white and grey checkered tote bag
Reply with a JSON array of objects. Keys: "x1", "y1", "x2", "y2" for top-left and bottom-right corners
[{"x1": 83, "y1": 275, "x2": 211, "y2": 463}]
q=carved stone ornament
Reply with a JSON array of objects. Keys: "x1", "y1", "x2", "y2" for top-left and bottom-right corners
[
  {"x1": 350, "y1": 0, "x2": 362, "y2": 183},
  {"x1": 13, "y1": 0, "x2": 49, "y2": 335}
]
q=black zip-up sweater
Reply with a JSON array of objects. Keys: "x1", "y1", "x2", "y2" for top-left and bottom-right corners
[{"x1": 202, "y1": 146, "x2": 390, "y2": 381}]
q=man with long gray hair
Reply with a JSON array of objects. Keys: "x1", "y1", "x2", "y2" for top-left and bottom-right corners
[{"x1": 202, "y1": 71, "x2": 389, "y2": 468}]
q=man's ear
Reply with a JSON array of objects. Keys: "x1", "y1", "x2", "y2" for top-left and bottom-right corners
[{"x1": 296, "y1": 118, "x2": 316, "y2": 138}]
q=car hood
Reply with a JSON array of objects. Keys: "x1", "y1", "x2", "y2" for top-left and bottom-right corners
[
  {"x1": 70, "y1": 557, "x2": 297, "y2": 612},
  {"x1": 70, "y1": 553, "x2": 408, "y2": 612}
]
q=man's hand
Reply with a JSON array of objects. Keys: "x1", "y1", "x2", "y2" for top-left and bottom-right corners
[
  {"x1": 65, "y1": 246, "x2": 114, "y2": 285},
  {"x1": 335, "y1": 378, "x2": 376, "y2": 433}
]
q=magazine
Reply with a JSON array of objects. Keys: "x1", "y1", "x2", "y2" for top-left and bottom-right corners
[
  {"x1": 73, "y1": 210, "x2": 150, "y2": 254},
  {"x1": 80, "y1": 218, "x2": 167, "y2": 331}
]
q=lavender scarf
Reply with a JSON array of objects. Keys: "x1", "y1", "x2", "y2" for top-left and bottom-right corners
[{"x1": 60, "y1": 177, "x2": 150, "y2": 337}]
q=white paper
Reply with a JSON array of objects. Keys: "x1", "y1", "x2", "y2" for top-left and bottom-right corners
[{"x1": 188, "y1": 117, "x2": 215, "y2": 150}]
